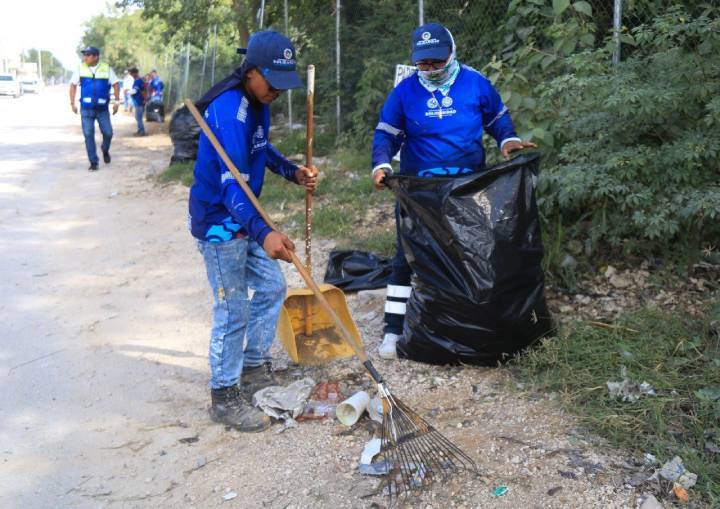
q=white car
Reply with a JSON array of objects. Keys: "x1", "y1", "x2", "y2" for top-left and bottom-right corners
[
  {"x1": 20, "y1": 78, "x2": 43, "y2": 93},
  {"x1": 0, "y1": 74, "x2": 22, "y2": 97}
]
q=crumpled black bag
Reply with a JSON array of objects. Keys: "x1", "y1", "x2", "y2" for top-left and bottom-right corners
[
  {"x1": 145, "y1": 98, "x2": 165, "y2": 123},
  {"x1": 323, "y1": 250, "x2": 392, "y2": 291},
  {"x1": 169, "y1": 105, "x2": 201, "y2": 163},
  {"x1": 385, "y1": 153, "x2": 553, "y2": 365}
]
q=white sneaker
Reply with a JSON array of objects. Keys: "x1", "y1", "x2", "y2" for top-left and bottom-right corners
[{"x1": 378, "y1": 333, "x2": 400, "y2": 360}]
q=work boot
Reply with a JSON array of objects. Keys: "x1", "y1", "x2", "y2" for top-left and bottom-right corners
[
  {"x1": 240, "y1": 362, "x2": 278, "y2": 400},
  {"x1": 88, "y1": 163, "x2": 98, "y2": 172},
  {"x1": 209, "y1": 385, "x2": 271, "y2": 432},
  {"x1": 378, "y1": 332, "x2": 400, "y2": 360},
  {"x1": 102, "y1": 151, "x2": 111, "y2": 164}
]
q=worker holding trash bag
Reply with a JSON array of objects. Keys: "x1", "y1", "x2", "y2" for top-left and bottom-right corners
[
  {"x1": 189, "y1": 31, "x2": 318, "y2": 432},
  {"x1": 372, "y1": 23, "x2": 537, "y2": 360}
]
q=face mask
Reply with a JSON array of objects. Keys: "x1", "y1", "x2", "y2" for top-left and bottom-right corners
[{"x1": 417, "y1": 58, "x2": 453, "y2": 84}]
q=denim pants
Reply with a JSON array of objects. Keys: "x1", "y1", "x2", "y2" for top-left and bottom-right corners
[
  {"x1": 198, "y1": 237, "x2": 287, "y2": 389},
  {"x1": 384, "y1": 202, "x2": 413, "y2": 335},
  {"x1": 134, "y1": 104, "x2": 145, "y2": 134},
  {"x1": 80, "y1": 108, "x2": 113, "y2": 165}
]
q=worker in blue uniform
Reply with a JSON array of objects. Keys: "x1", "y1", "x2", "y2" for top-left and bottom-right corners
[
  {"x1": 372, "y1": 23, "x2": 537, "y2": 359},
  {"x1": 189, "y1": 31, "x2": 318, "y2": 432}
]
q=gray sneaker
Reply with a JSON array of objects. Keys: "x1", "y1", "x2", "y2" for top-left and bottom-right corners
[
  {"x1": 209, "y1": 385, "x2": 271, "y2": 432},
  {"x1": 240, "y1": 362, "x2": 278, "y2": 400}
]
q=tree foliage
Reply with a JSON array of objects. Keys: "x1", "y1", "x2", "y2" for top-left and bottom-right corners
[
  {"x1": 22, "y1": 49, "x2": 68, "y2": 79},
  {"x1": 489, "y1": 3, "x2": 720, "y2": 260}
]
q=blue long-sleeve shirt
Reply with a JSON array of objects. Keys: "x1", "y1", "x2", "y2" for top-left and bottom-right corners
[
  {"x1": 372, "y1": 64, "x2": 520, "y2": 176},
  {"x1": 189, "y1": 88, "x2": 298, "y2": 244}
]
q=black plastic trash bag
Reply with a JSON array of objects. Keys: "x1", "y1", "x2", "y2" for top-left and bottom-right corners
[
  {"x1": 385, "y1": 153, "x2": 553, "y2": 365},
  {"x1": 146, "y1": 98, "x2": 165, "y2": 122},
  {"x1": 169, "y1": 105, "x2": 201, "y2": 163},
  {"x1": 324, "y1": 250, "x2": 392, "y2": 291}
]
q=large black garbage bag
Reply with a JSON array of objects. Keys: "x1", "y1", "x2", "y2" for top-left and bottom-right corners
[
  {"x1": 324, "y1": 250, "x2": 392, "y2": 291},
  {"x1": 169, "y1": 105, "x2": 201, "y2": 163},
  {"x1": 385, "y1": 153, "x2": 553, "y2": 365},
  {"x1": 146, "y1": 98, "x2": 165, "y2": 122}
]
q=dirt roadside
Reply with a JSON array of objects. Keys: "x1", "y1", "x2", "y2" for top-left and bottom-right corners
[{"x1": 1, "y1": 88, "x2": 647, "y2": 508}]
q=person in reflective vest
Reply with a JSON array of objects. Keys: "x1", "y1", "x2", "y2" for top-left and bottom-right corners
[
  {"x1": 69, "y1": 46, "x2": 120, "y2": 171},
  {"x1": 371, "y1": 23, "x2": 537, "y2": 359}
]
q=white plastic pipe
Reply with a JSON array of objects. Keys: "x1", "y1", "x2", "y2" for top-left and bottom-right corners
[{"x1": 336, "y1": 390, "x2": 370, "y2": 426}]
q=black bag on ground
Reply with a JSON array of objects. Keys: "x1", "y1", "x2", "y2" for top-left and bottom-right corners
[
  {"x1": 385, "y1": 153, "x2": 553, "y2": 366},
  {"x1": 169, "y1": 105, "x2": 201, "y2": 163},
  {"x1": 145, "y1": 98, "x2": 165, "y2": 122},
  {"x1": 324, "y1": 250, "x2": 392, "y2": 291}
]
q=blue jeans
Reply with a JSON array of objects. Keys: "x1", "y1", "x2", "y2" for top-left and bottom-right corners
[
  {"x1": 134, "y1": 104, "x2": 145, "y2": 134},
  {"x1": 198, "y1": 237, "x2": 287, "y2": 389},
  {"x1": 80, "y1": 108, "x2": 113, "y2": 165}
]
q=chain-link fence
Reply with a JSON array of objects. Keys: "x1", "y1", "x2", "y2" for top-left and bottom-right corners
[{"x1": 153, "y1": 1, "x2": 718, "y2": 143}]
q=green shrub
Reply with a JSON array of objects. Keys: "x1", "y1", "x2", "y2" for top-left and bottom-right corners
[{"x1": 490, "y1": 4, "x2": 720, "y2": 262}]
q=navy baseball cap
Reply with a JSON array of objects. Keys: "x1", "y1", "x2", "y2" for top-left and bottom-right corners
[
  {"x1": 238, "y1": 31, "x2": 302, "y2": 90},
  {"x1": 81, "y1": 46, "x2": 100, "y2": 56},
  {"x1": 411, "y1": 23, "x2": 452, "y2": 62}
]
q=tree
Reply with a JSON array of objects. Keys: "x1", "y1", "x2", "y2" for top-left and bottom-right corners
[{"x1": 23, "y1": 49, "x2": 68, "y2": 79}]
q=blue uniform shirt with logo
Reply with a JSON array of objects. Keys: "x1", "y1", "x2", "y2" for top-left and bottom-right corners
[
  {"x1": 372, "y1": 65, "x2": 519, "y2": 176},
  {"x1": 131, "y1": 78, "x2": 145, "y2": 107},
  {"x1": 189, "y1": 88, "x2": 298, "y2": 244}
]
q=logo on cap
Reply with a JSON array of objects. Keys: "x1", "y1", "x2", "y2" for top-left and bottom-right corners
[
  {"x1": 422, "y1": 31, "x2": 431, "y2": 41},
  {"x1": 283, "y1": 48, "x2": 293, "y2": 59}
]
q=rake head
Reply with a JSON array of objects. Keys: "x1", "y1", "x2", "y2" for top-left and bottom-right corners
[{"x1": 376, "y1": 384, "x2": 478, "y2": 500}]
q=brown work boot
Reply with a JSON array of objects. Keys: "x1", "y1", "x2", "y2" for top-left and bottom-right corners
[
  {"x1": 209, "y1": 385, "x2": 271, "y2": 432},
  {"x1": 240, "y1": 362, "x2": 278, "y2": 400}
]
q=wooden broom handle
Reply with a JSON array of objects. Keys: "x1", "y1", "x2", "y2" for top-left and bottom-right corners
[
  {"x1": 305, "y1": 65, "x2": 314, "y2": 274},
  {"x1": 184, "y1": 99, "x2": 370, "y2": 365}
]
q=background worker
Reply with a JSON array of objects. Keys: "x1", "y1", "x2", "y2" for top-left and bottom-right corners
[
  {"x1": 69, "y1": 46, "x2": 120, "y2": 171},
  {"x1": 122, "y1": 70, "x2": 134, "y2": 112},
  {"x1": 189, "y1": 31, "x2": 317, "y2": 432},
  {"x1": 127, "y1": 67, "x2": 146, "y2": 136},
  {"x1": 148, "y1": 69, "x2": 164, "y2": 101},
  {"x1": 371, "y1": 23, "x2": 537, "y2": 359}
]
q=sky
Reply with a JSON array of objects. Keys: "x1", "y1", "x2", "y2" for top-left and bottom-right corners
[{"x1": 0, "y1": 0, "x2": 114, "y2": 70}]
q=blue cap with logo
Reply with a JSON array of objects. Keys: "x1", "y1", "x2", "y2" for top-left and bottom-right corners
[
  {"x1": 81, "y1": 46, "x2": 100, "y2": 56},
  {"x1": 238, "y1": 31, "x2": 302, "y2": 90},
  {"x1": 411, "y1": 23, "x2": 452, "y2": 63}
]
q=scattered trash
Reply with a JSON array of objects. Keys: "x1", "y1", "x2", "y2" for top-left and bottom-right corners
[
  {"x1": 336, "y1": 391, "x2": 370, "y2": 426},
  {"x1": 223, "y1": 490, "x2": 238, "y2": 501},
  {"x1": 360, "y1": 438, "x2": 382, "y2": 465},
  {"x1": 629, "y1": 472, "x2": 650, "y2": 487},
  {"x1": 367, "y1": 397, "x2": 384, "y2": 423},
  {"x1": 644, "y1": 453, "x2": 657, "y2": 466},
  {"x1": 178, "y1": 436, "x2": 199, "y2": 444},
  {"x1": 606, "y1": 368, "x2": 656, "y2": 402},
  {"x1": 672, "y1": 483, "x2": 689, "y2": 503},
  {"x1": 275, "y1": 418, "x2": 299, "y2": 434},
  {"x1": 252, "y1": 377, "x2": 315, "y2": 421},
  {"x1": 558, "y1": 470, "x2": 578, "y2": 480},
  {"x1": 491, "y1": 485, "x2": 509, "y2": 497},
  {"x1": 658, "y1": 456, "x2": 697, "y2": 488},
  {"x1": 297, "y1": 381, "x2": 342, "y2": 421},
  {"x1": 547, "y1": 486, "x2": 562, "y2": 496},
  {"x1": 358, "y1": 461, "x2": 392, "y2": 476},
  {"x1": 638, "y1": 493, "x2": 663, "y2": 509}
]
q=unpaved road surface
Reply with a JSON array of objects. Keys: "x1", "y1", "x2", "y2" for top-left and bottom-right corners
[{"x1": 2, "y1": 88, "x2": 643, "y2": 508}]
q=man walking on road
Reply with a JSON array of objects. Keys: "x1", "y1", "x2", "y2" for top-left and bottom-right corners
[
  {"x1": 127, "y1": 67, "x2": 146, "y2": 136},
  {"x1": 69, "y1": 46, "x2": 120, "y2": 171}
]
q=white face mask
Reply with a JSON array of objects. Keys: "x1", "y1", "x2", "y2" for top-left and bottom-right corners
[{"x1": 417, "y1": 54, "x2": 459, "y2": 90}]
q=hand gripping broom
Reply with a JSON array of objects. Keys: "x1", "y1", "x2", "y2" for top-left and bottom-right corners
[{"x1": 184, "y1": 98, "x2": 477, "y2": 499}]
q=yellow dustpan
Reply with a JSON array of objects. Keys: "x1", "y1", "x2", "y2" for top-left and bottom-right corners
[{"x1": 277, "y1": 65, "x2": 362, "y2": 365}]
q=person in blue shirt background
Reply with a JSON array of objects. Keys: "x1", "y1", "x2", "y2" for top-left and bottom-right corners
[
  {"x1": 189, "y1": 31, "x2": 318, "y2": 432},
  {"x1": 148, "y1": 70, "x2": 164, "y2": 101},
  {"x1": 372, "y1": 23, "x2": 537, "y2": 360},
  {"x1": 127, "y1": 67, "x2": 146, "y2": 136}
]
